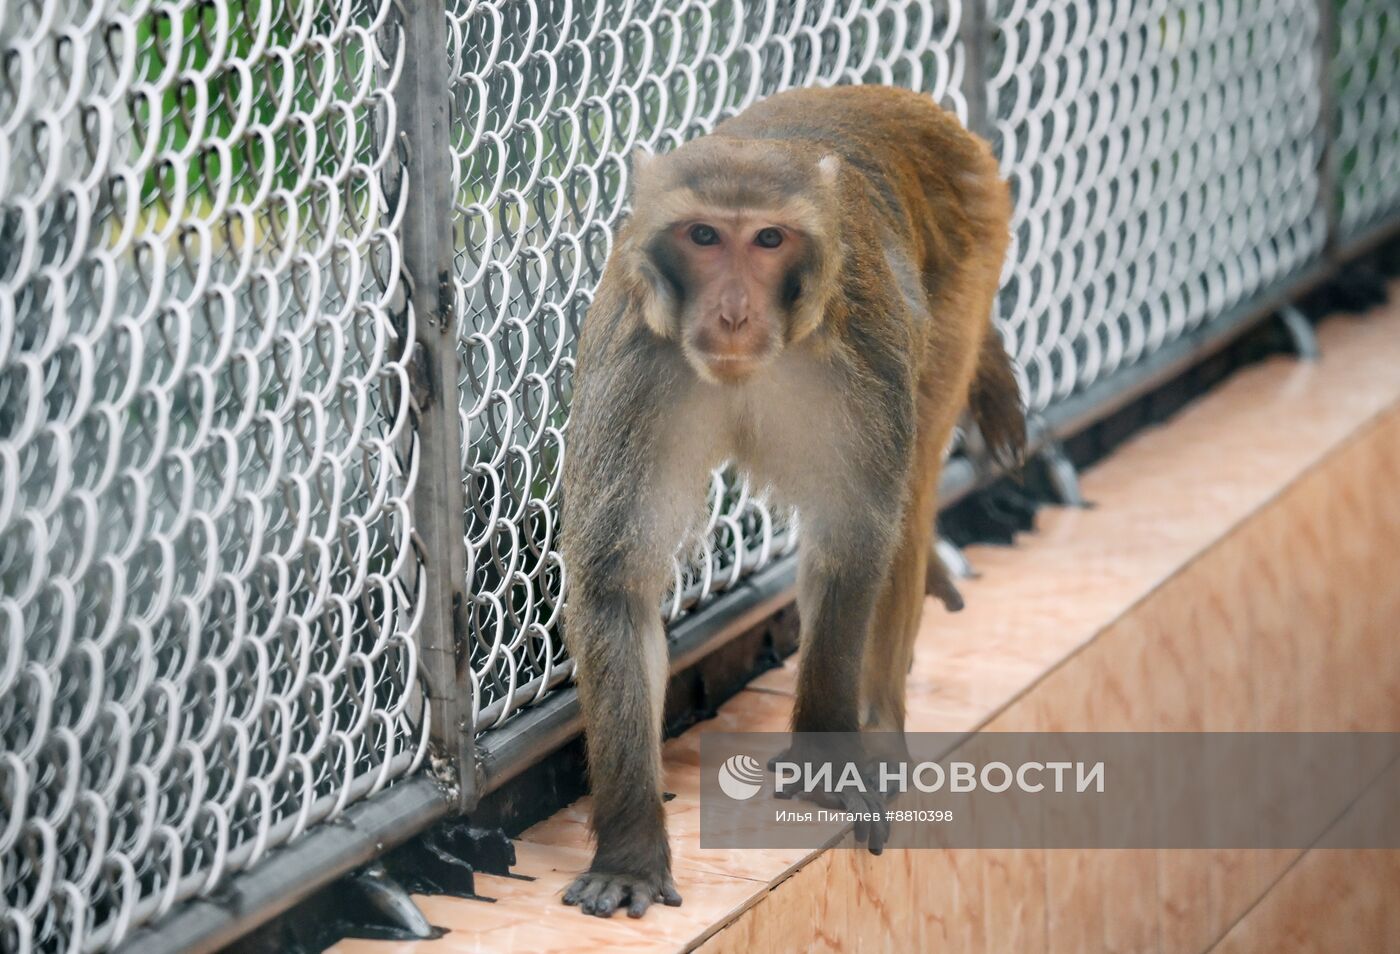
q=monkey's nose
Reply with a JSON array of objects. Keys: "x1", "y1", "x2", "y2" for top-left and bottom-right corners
[{"x1": 718, "y1": 312, "x2": 751, "y2": 332}]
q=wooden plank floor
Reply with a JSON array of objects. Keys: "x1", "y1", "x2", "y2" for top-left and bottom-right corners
[{"x1": 331, "y1": 286, "x2": 1400, "y2": 953}]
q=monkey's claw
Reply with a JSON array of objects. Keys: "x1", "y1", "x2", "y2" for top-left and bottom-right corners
[{"x1": 562, "y1": 870, "x2": 682, "y2": 918}]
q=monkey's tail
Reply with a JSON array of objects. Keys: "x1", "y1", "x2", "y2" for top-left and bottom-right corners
[{"x1": 969, "y1": 328, "x2": 1026, "y2": 469}]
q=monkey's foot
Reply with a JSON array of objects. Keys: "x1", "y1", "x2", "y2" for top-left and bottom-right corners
[
  {"x1": 562, "y1": 869, "x2": 682, "y2": 919},
  {"x1": 768, "y1": 743, "x2": 892, "y2": 853}
]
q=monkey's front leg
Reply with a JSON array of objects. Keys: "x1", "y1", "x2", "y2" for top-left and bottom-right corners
[
  {"x1": 561, "y1": 576, "x2": 681, "y2": 918},
  {"x1": 558, "y1": 336, "x2": 706, "y2": 917}
]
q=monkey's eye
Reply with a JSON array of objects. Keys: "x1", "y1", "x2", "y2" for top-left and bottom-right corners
[
  {"x1": 754, "y1": 227, "x2": 784, "y2": 249},
  {"x1": 689, "y1": 224, "x2": 720, "y2": 246}
]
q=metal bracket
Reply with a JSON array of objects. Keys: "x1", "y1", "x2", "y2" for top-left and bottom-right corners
[
  {"x1": 1038, "y1": 439, "x2": 1087, "y2": 508},
  {"x1": 380, "y1": 819, "x2": 523, "y2": 903},
  {"x1": 1277, "y1": 305, "x2": 1321, "y2": 362}
]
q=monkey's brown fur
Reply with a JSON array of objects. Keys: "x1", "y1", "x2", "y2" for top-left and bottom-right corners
[{"x1": 560, "y1": 85, "x2": 1021, "y2": 919}]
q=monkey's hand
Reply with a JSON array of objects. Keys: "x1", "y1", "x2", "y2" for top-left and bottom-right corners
[
  {"x1": 768, "y1": 742, "x2": 892, "y2": 854},
  {"x1": 562, "y1": 867, "x2": 682, "y2": 919}
]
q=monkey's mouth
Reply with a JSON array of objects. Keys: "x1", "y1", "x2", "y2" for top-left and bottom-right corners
[
  {"x1": 693, "y1": 349, "x2": 770, "y2": 383},
  {"x1": 685, "y1": 327, "x2": 778, "y2": 383}
]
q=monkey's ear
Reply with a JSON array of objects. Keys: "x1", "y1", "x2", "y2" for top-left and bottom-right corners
[
  {"x1": 630, "y1": 144, "x2": 657, "y2": 181},
  {"x1": 817, "y1": 154, "x2": 840, "y2": 186}
]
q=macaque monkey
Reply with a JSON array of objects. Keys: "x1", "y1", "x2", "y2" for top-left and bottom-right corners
[{"x1": 560, "y1": 85, "x2": 1022, "y2": 918}]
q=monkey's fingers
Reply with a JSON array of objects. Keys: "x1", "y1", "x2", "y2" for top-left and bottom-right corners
[
  {"x1": 838, "y1": 790, "x2": 889, "y2": 855},
  {"x1": 626, "y1": 876, "x2": 683, "y2": 918},
  {"x1": 625, "y1": 879, "x2": 657, "y2": 919},
  {"x1": 586, "y1": 880, "x2": 627, "y2": 917},
  {"x1": 566, "y1": 872, "x2": 678, "y2": 919},
  {"x1": 562, "y1": 872, "x2": 611, "y2": 914},
  {"x1": 860, "y1": 812, "x2": 889, "y2": 855},
  {"x1": 561, "y1": 874, "x2": 593, "y2": 908},
  {"x1": 868, "y1": 812, "x2": 889, "y2": 855}
]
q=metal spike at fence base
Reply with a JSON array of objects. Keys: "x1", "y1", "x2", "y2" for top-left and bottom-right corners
[
  {"x1": 340, "y1": 863, "x2": 440, "y2": 941},
  {"x1": 929, "y1": 538, "x2": 971, "y2": 613},
  {"x1": 935, "y1": 538, "x2": 976, "y2": 580},
  {"x1": 1278, "y1": 306, "x2": 1322, "y2": 362},
  {"x1": 1040, "y1": 440, "x2": 1089, "y2": 509}
]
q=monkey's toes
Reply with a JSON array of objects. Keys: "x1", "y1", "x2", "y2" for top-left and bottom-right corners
[
  {"x1": 838, "y1": 789, "x2": 890, "y2": 854},
  {"x1": 562, "y1": 871, "x2": 683, "y2": 918}
]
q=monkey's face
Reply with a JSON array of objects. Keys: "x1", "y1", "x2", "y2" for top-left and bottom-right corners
[
  {"x1": 627, "y1": 139, "x2": 842, "y2": 384},
  {"x1": 650, "y1": 214, "x2": 809, "y2": 383}
]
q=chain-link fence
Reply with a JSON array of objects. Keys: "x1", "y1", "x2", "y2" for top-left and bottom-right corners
[
  {"x1": 2, "y1": 1, "x2": 1398, "y2": 953},
  {"x1": 0, "y1": 3, "x2": 426, "y2": 952},
  {"x1": 988, "y1": 0, "x2": 1328, "y2": 413},
  {"x1": 1334, "y1": 0, "x2": 1400, "y2": 242}
]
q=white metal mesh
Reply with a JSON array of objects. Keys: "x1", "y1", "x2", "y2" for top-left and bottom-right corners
[
  {"x1": 0, "y1": 4, "x2": 425, "y2": 953},
  {"x1": 1333, "y1": 0, "x2": 1400, "y2": 241},
  {"x1": 450, "y1": 0, "x2": 970, "y2": 730},
  {"x1": 987, "y1": 0, "x2": 1329, "y2": 413}
]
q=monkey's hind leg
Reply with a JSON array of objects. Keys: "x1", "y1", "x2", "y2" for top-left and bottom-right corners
[
  {"x1": 859, "y1": 415, "x2": 950, "y2": 745},
  {"x1": 781, "y1": 475, "x2": 912, "y2": 853}
]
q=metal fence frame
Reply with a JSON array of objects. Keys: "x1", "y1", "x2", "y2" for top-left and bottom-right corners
[
  {"x1": 393, "y1": 0, "x2": 475, "y2": 815},
  {"x1": 3, "y1": 1, "x2": 1397, "y2": 952}
]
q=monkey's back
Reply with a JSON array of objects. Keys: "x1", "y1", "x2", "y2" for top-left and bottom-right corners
[{"x1": 714, "y1": 85, "x2": 987, "y2": 176}]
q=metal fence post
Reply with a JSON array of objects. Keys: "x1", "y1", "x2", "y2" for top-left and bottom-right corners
[
  {"x1": 392, "y1": 0, "x2": 476, "y2": 812},
  {"x1": 958, "y1": 0, "x2": 991, "y2": 139}
]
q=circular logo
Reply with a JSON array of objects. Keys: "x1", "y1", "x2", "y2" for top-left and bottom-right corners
[{"x1": 717, "y1": 754, "x2": 765, "y2": 800}]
